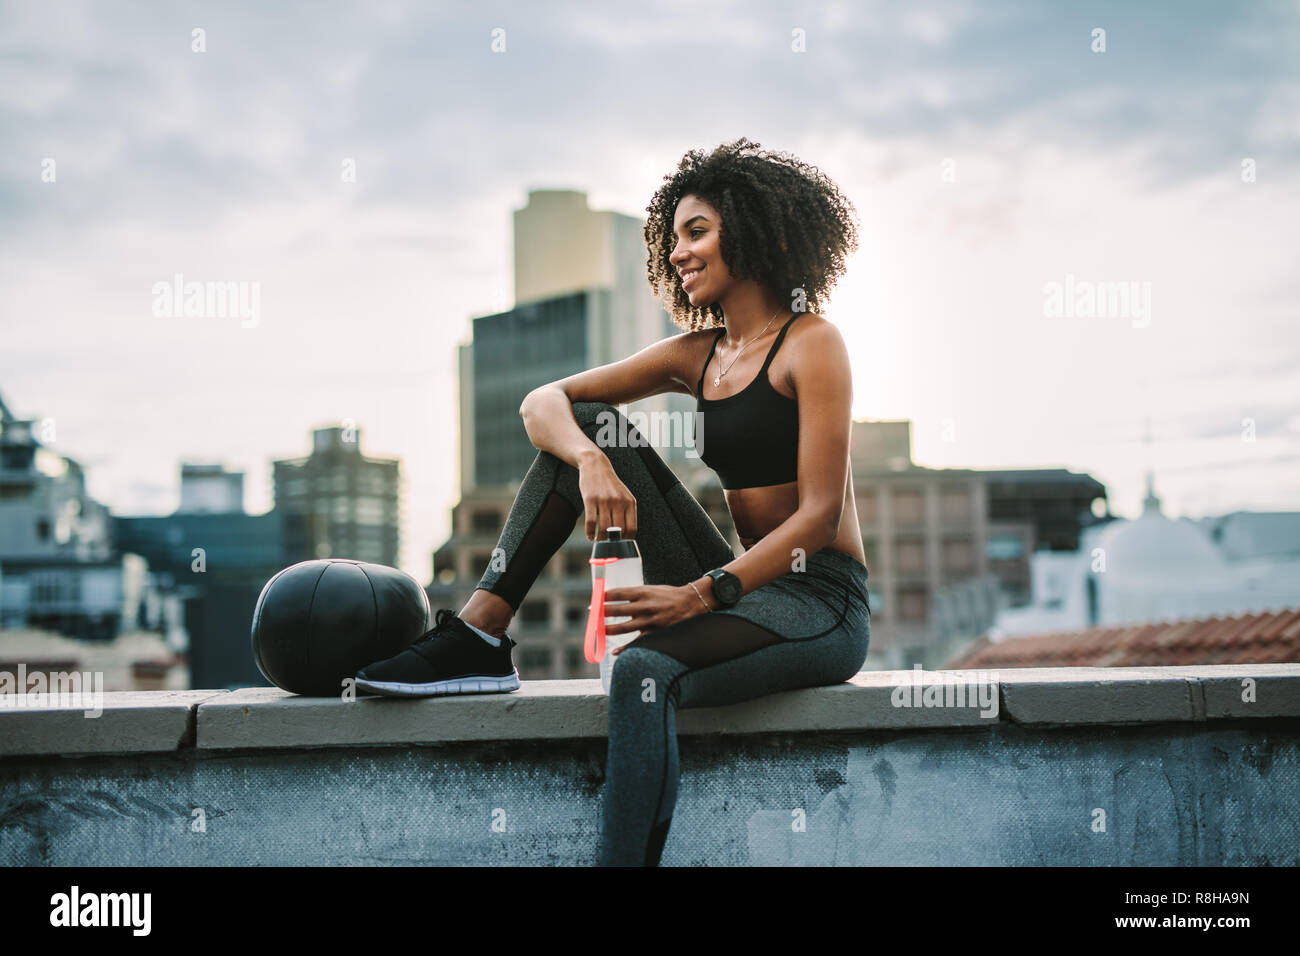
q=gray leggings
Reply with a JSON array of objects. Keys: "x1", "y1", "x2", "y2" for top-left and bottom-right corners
[{"x1": 476, "y1": 400, "x2": 871, "y2": 866}]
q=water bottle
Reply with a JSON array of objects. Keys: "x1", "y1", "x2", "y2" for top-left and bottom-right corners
[{"x1": 582, "y1": 526, "x2": 642, "y2": 694}]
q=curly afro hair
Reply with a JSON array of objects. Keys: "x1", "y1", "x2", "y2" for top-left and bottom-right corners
[{"x1": 643, "y1": 137, "x2": 860, "y2": 332}]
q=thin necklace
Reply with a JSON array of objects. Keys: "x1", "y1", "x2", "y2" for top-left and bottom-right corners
[{"x1": 713, "y1": 307, "x2": 784, "y2": 388}]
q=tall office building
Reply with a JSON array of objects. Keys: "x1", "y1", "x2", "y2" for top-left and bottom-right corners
[
  {"x1": 273, "y1": 426, "x2": 401, "y2": 568},
  {"x1": 178, "y1": 464, "x2": 244, "y2": 515},
  {"x1": 459, "y1": 190, "x2": 699, "y2": 493}
]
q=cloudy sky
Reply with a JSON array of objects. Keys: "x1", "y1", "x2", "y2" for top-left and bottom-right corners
[{"x1": 2, "y1": 0, "x2": 1297, "y2": 580}]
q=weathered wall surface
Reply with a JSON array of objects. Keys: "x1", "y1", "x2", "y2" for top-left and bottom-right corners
[{"x1": 3, "y1": 721, "x2": 1297, "y2": 866}]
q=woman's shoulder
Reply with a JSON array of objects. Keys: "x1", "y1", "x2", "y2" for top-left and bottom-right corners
[
  {"x1": 786, "y1": 311, "x2": 844, "y2": 352},
  {"x1": 678, "y1": 323, "x2": 725, "y2": 341},
  {"x1": 790, "y1": 310, "x2": 830, "y2": 332},
  {"x1": 792, "y1": 311, "x2": 848, "y2": 342},
  {"x1": 781, "y1": 312, "x2": 850, "y2": 387},
  {"x1": 671, "y1": 324, "x2": 726, "y2": 360}
]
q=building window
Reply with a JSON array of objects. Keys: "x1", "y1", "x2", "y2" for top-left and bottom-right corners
[
  {"x1": 565, "y1": 646, "x2": 585, "y2": 673},
  {"x1": 520, "y1": 646, "x2": 551, "y2": 670},
  {"x1": 898, "y1": 587, "x2": 928, "y2": 621},
  {"x1": 565, "y1": 552, "x2": 588, "y2": 577},
  {"x1": 896, "y1": 539, "x2": 925, "y2": 573},
  {"x1": 940, "y1": 491, "x2": 970, "y2": 522},
  {"x1": 987, "y1": 535, "x2": 1024, "y2": 560},
  {"x1": 565, "y1": 603, "x2": 585, "y2": 626},
  {"x1": 943, "y1": 538, "x2": 974, "y2": 571},
  {"x1": 357, "y1": 498, "x2": 385, "y2": 524},
  {"x1": 471, "y1": 509, "x2": 499, "y2": 534},
  {"x1": 35, "y1": 518, "x2": 51, "y2": 541},
  {"x1": 520, "y1": 600, "x2": 549, "y2": 627},
  {"x1": 31, "y1": 572, "x2": 81, "y2": 605},
  {"x1": 893, "y1": 490, "x2": 923, "y2": 525}
]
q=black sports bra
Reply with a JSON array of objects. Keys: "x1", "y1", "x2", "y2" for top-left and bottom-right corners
[{"x1": 695, "y1": 313, "x2": 800, "y2": 490}]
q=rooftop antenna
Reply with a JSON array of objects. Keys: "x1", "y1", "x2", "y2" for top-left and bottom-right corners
[{"x1": 1139, "y1": 380, "x2": 1161, "y2": 516}]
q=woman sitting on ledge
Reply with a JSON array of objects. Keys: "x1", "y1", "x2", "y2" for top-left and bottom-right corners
[{"x1": 356, "y1": 137, "x2": 871, "y2": 867}]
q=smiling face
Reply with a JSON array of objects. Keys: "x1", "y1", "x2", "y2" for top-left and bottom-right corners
[{"x1": 669, "y1": 194, "x2": 728, "y2": 307}]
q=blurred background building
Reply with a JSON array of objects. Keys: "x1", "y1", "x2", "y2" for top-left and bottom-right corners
[
  {"x1": 0, "y1": 389, "x2": 402, "y2": 691},
  {"x1": 989, "y1": 474, "x2": 1300, "y2": 640},
  {"x1": 274, "y1": 425, "x2": 401, "y2": 567},
  {"x1": 0, "y1": 392, "x2": 185, "y2": 689}
]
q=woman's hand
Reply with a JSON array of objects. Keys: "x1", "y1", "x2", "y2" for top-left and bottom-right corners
[
  {"x1": 577, "y1": 453, "x2": 637, "y2": 541},
  {"x1": 604, "y1": 584, "x2": 710, "y2": 652}
]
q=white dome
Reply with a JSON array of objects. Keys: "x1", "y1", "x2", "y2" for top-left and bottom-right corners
[{"x1": 1093, "y1": 510, "x2": 1227, "y2": 577}]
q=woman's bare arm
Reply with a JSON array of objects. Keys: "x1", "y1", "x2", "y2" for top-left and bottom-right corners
[
  {"x1": 517, "y1": 332, "x2": 702, "y2": 468},
  {"x1": 516, "y1": 386, "x2": 613, "y2": 472},
  {"x1": 517, "y1": 331, "x2": 705, "y2": 539}
]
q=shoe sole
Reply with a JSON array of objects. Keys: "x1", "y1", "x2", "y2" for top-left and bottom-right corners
[{"x1": 355, "y1": 670, "x2": 521, "y2": 698}]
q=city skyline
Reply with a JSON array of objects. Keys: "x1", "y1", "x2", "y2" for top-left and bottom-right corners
[{"x1": 2, "y1": 0, "x2": 1297, "y2": 580}]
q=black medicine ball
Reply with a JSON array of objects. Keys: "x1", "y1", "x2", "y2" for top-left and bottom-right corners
[{"x1": 251, "y1": 559, "x2": 430, "y2": 696}]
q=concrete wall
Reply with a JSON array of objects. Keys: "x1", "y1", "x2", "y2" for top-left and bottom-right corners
[
  {"x1": 2, "y1": 666, "x2": 1298, "y2": 866},
  {"x1": 3, "y1": 722, "x2": 1298, "y2": 866}
]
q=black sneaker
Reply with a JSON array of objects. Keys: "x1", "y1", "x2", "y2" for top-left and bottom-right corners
[{"x1": 354, "y1": 608, "x2": 520, "y2": 697}]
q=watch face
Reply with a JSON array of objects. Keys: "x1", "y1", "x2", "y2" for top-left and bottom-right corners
[{"x1": 713, "y1": 570, "x2": 741, "y2": 604}]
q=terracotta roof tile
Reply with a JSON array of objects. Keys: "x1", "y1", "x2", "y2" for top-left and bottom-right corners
[{"x1": 945, "y1": 608, "x2": 1300, "y2": 668}]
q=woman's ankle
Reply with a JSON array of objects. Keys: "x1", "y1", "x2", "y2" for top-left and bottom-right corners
[
  {"x1": 459, "y1": 590, "x2": 514, "y2": 637},
  {"x1": 462, "y1": 618, "x2": 508, "y2": 639}
]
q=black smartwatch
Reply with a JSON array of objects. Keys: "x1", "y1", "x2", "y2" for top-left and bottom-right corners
[{"x1": 705, "y1": 568, "x2": 743, "y2": 607}]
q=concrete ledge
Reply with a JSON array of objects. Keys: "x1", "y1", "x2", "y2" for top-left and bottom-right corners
[
  {"x1": 2, "y1": 666, "x2": 1299, "y2": 758},
  {"x1": 1138, "y1": 664, "x2": 1300, "y2": 719},
  {"x1": 996, "y1": 665, "x2": 1300, "y2": 724},
  {"x1": 0, "y1": 690, "x2": 229, "y2": 757},
  {"x1": 196, "y1": 682, "x2": 612, "y2": 750},
  {"x1": 195, "y1": 671, "x2": 997, "y2": 750}
]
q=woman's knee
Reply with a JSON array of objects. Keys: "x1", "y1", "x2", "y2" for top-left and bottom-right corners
[
  {"x1": 571, "y1": 400, "x2": 619, "y2": 430},
  {"x1": 527, "y1": 400, "x2": 620, "y2": 473},
  {"x1": 572, "y1": 401, "x2": 649, "y2": 455},
  {"x1": 570, "y1": 400, "x2": 678, "y2": 493},
  {"x1": 608, "y1": 646, "x2": 681, "y2": 705}
]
